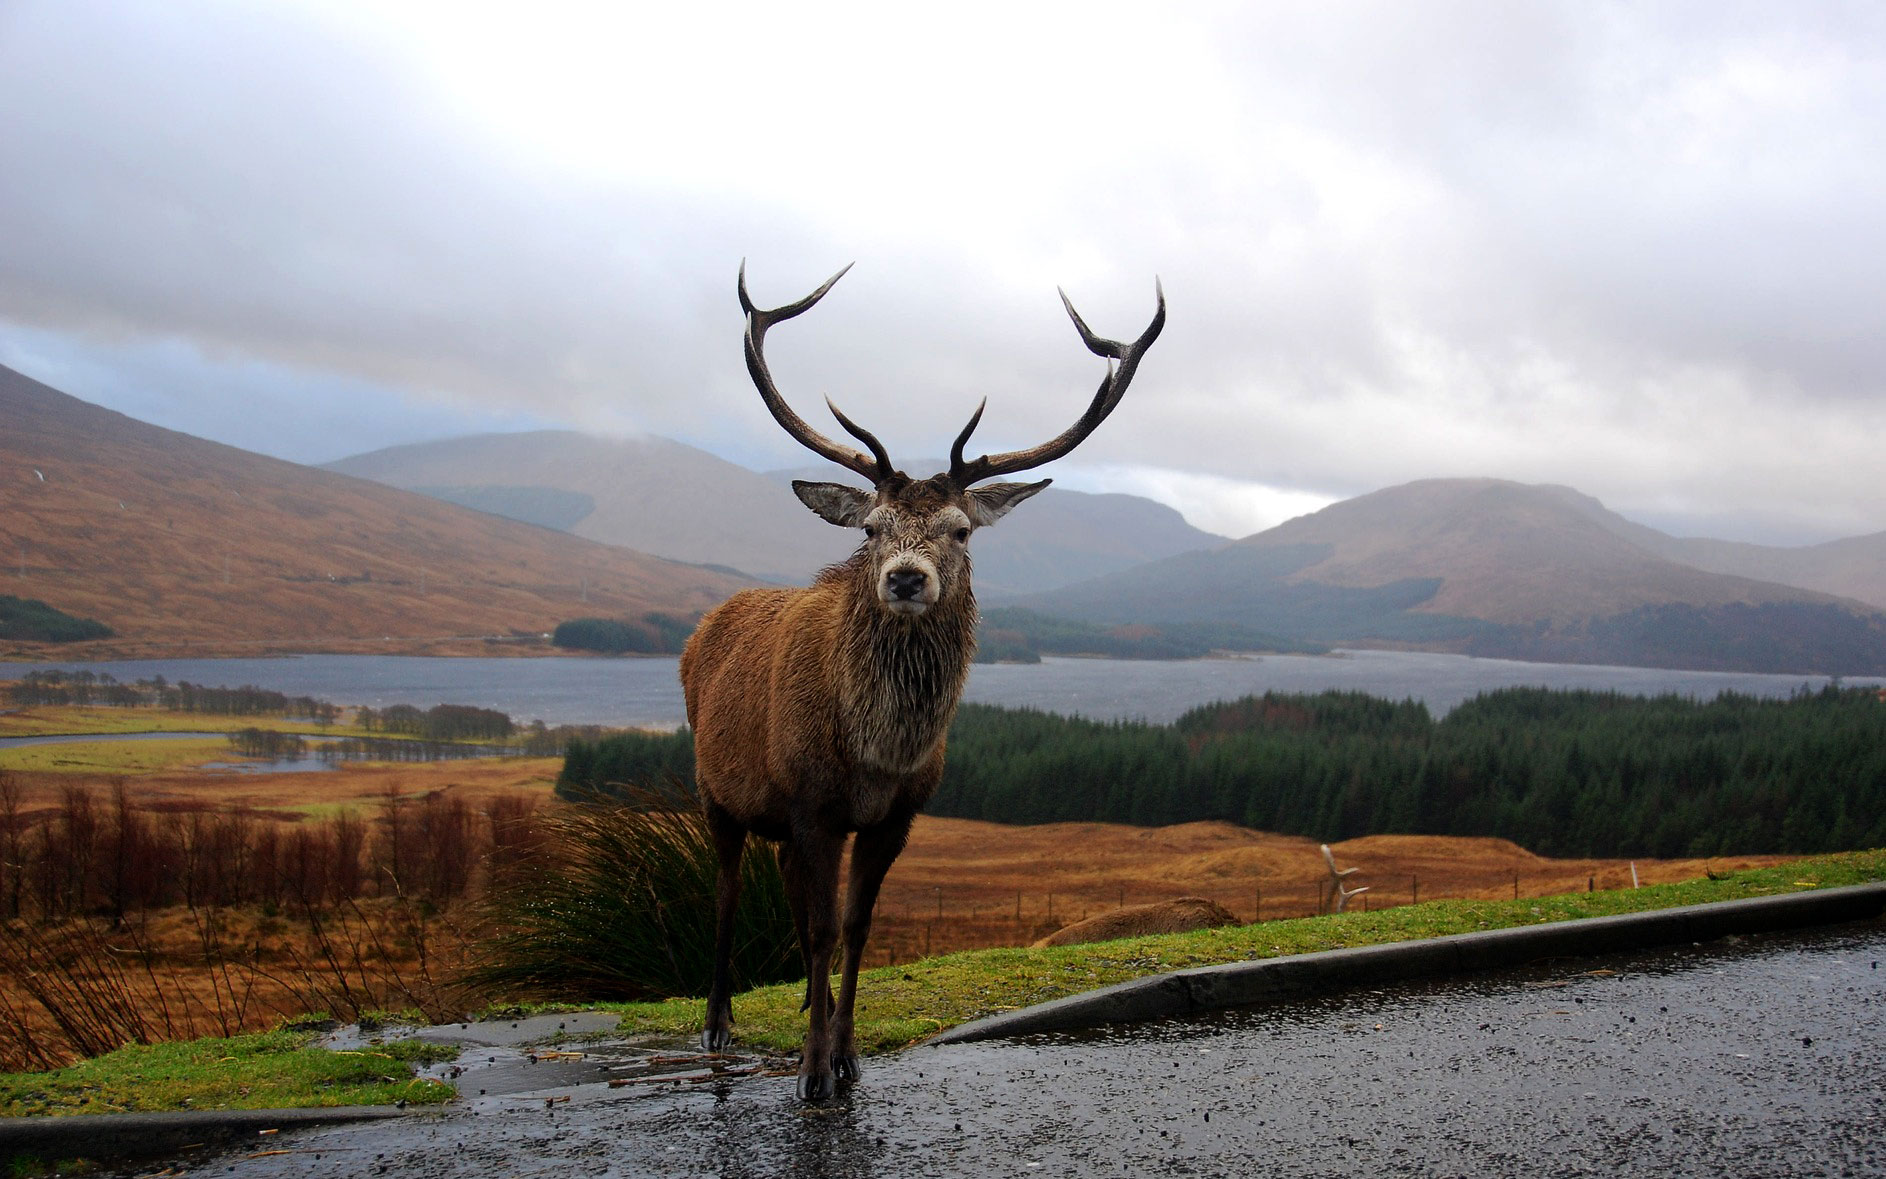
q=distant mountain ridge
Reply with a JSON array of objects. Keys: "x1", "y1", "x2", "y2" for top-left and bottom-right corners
[
  {"x1": 1021, "y1": 478, "x2": 1886, "y2": 674},
  {"x1": 13, "y1": 354, "x2": 1883, "y2": 675},
  {"x1": 327, "y1": 434, "x2": 1228, "y2": 595},
  {"x1": 1584, "y1": 514, "x2": 1886, "y2": 613},
  {"x1": 327, "y1": 430, "x2": 831, "y2": 584},
  {"x1": 0, "y1": 366, "x2": 751, "y2": 656}
]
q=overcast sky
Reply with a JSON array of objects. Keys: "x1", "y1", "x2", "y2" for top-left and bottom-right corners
[{"x1": 2, "y1": 1, "x2": 1882, "y2": 544}]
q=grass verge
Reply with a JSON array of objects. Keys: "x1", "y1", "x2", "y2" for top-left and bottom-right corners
[
  {"x1": 601, "y1": 848, "x2": 1886, "y2": 1055},
  {"x1": 0, "y1": 848, "x2": 1879, "y2": 1116},
  {"x1": 0, "y1": 1031, "x2": 455, "y2": 1117}
]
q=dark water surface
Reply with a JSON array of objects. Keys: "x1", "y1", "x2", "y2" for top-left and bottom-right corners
[
  {"x1": 5, "y1": 651, "x2": 1879, "y2": 729},
  {"x1": 184, "y1": 920, "x2": 1886, "y2": 1178}
]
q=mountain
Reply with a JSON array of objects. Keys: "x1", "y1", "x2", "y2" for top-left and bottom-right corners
[
  {"x1": 327, "y1": 431, "x2": 835, "y2": 585},
  {"x1": 1590, "y1": 523, "x2": 1886, "y2": 613},
  {"x1": 327, "y1": 435, "x2": 1227, "y2": 595},
  {"x1": 1019, "y1": 478, "x2": 1886, "y2": 674},
  {"x1": 0, "y1": 366, "x2": 752, "y2": 657},
  {"x1": 1406, "y1": 480, "x2": 1886, "y2": 612}
]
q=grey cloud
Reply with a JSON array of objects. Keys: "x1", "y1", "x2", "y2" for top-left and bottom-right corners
[{"x1": 2, "y1": 1, "x2": 1883, "y2": 542}]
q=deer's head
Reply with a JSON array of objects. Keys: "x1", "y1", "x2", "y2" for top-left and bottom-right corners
[{"x1": 740, "y1": 263, "x2": 1164, "y2": 619}]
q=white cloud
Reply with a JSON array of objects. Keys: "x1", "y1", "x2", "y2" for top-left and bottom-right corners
[{"x1": 1054, "y1": 465, "x2": 1338, "y2": 541}]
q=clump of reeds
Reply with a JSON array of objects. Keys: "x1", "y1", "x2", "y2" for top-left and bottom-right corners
[{"x1": 467, "y1": 785, "x2": 798, "y2": 1001}]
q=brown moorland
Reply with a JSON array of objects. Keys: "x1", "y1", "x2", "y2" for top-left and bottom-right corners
[
  {"x1": 0, "y1": 753, "x2": 1793, "y2": 1067},
  {"x1": 22, "y1": 758, "x2": 1781, "y2": 930},
  {"x1": 0, "y1": 364, "x2": 753, "y2": 659},
  {"x1": 10, "y1": 758, "x2": 1791, "y2": 950}
]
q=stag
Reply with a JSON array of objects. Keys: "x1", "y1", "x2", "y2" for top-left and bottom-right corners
[{"x1": 680, "y1": 262, "x2": 1163, "y2": 1100}]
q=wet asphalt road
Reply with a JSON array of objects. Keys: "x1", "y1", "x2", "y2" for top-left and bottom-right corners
[{"x1": 175, "y1": 921, "x2": 1885, "y2": 1179}]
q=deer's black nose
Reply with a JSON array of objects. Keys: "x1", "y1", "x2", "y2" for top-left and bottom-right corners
[{"x1": 886, "y1": 570, "x2": 928, "y2": 600}]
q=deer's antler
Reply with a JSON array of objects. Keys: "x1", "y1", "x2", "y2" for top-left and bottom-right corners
[
  {"x1": 949, "y1": 279, "x2": 1165, "y2": 487},
  {"x1": 739, "y1": 261, "x2": 893, "y2": 484}
]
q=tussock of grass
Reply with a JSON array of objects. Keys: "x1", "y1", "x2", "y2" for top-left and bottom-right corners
[
  {"x1": 600, "y1": 848, "x2": 1886, "y2": 1055},
  {"x1": 0, "y1": 1031, "x2": 455, "y2": 1117},
  {"x1": 468, "y1": 791, "x2": 800, "y2": 1000}
]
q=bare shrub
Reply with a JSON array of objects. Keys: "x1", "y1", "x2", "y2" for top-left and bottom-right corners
[{"x1": 0, "y1": 786, "x2": 548, "y2": 1068}]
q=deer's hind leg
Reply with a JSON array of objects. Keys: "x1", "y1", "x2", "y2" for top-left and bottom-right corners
[{"x1": 700, "y1": 801, "x2": 746, "y2": 1053}]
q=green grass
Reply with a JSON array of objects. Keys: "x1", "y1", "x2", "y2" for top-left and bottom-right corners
[
  {"x1": 0, "y1": 737, "x2": 235, "y2": 775},
  {"x1": 0, "y1": 849, "x2": 1879, "y2": 1116},
  {"x1": 0, "y1": 704, "x2": 380, "y2": 774},
  {"x1": 0, "y1": 1031, "x2": 456, "y2": 1117},
  {"x1": 0, "y1": 706, "x2": 545, "y2": 774},
  {"x1": 0, "y1": 706, "x2": 371, "y2": 740},
  {"x1": 598, "y1": 848, "x2": 1886, "y2": 1054}
]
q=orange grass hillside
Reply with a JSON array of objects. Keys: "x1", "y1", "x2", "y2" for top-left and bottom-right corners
[{"x1": 860, "y1": 816, "x2": 1793, "y2": 962}]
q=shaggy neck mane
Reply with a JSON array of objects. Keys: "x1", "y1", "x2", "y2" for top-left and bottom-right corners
[{"x1": 817, "y1": 550, "x2": 977, "y2": 771}]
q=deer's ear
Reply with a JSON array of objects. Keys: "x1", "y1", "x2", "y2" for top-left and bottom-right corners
[
  {"x1": 964, "y1": 479, "x2": 1050, "y2": 527},
  {"x1": 792, "y1": 481, "x2": 875, "y2": 528}
]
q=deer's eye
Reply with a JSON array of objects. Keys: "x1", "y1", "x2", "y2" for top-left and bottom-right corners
[{"x1": 954, "y1": 528, "x2": 970, "y2": 543}]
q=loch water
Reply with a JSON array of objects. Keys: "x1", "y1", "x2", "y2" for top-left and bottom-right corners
[{"x1": 3, "y1": 649, "x2": 1878, "y2": 729}]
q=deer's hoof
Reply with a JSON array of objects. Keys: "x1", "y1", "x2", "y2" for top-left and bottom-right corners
[
  {"x1": 796, "y1": 1068, "x2": 836, "y2": 1102},
  {"x1": 833, "y1": 1053, "x2": 861, "y2": 1082},
  {"x1": 701, "y1": 1026, "x2": 731, "y2": 1052}
]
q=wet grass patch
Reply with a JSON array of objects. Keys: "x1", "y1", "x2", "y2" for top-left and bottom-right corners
[{"x1": 0, "y1": 1030, "x2": 455, "y2": 1117}]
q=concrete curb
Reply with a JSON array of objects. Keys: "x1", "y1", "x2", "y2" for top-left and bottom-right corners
[
  {"x1": 929, "y1": 882, "x2": 1886, "y2": 1045},
  {"x1": 0, "y1": 1105, "x2": 413, "y2": 1167}
]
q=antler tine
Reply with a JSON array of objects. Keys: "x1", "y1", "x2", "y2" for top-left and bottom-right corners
[
  {"x1": 824, "y1": 396, "x2": 894, "y2": 477},
  {"x1": 739, "y1": 261, "x2": 891, "y2": 483},
  {"x1": 950, "y1": 279, "x2": 1165, "y2": 487},
  {"x1": 947, "y1": 398, "x2": 988, "y2": 475}
]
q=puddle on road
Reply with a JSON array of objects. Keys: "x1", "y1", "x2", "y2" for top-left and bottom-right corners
[{"x1": 319, "y1": 1011, "x2": 791, "y2": 1102}]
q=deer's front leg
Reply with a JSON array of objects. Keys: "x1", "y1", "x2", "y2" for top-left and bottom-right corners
[
  {"x1": 784, "y1": 824, "x2": 845, "y2": 1101},
  {"x1": 832, "y1": 806, "x2": 917, "y2": 1082}
]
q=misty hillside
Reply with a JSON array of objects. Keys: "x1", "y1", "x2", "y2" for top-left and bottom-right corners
[
  {"x1": 0, "y1": 366, "x2": 751, "y2": 656},
  {"x1": 327, "y1": 431, "x2": 837, "y2": 584},
  {"x1": 1602, "y1": 525, "x2": 1886, "y2": 612},
  {"x1": 1428, "y1": 480, "x2": 1886, "y2": 612},
  {"x1": 328, "y1": 435, "x2": 1227, "y2": 595},
  {"x1": 1020, "y1": 478, "x2": 1886, "y2": 674}
]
